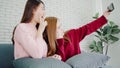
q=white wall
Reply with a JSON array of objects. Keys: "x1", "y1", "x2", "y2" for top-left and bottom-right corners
[
  {"x1": 102, "y1": 0, "x2": 120, "y2": 68},
  {"x1": 43, "y1": 0, "x2": 95, "y2": 30},
  {"x1": 0, "y1": 0, "x2": 26, "y2": 43}
]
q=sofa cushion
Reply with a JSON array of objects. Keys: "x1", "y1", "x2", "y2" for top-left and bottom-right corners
[
  {"x1": 66, "y1": 51, "x2": 110, "y2": 68},
  {"x1": 0, "y1": 44, "x2": 14, "y2": 68},
  {"x1": 13, "y1": 57, "x2": 71, "y2": 68}
]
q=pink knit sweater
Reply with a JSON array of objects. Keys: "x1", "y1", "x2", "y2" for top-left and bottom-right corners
[{"x1": 14, "y1": 23, "x2": 48, "y2": 59}]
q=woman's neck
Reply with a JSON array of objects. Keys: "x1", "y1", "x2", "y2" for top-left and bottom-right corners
[{"x1": 30, "y1": 20, "x2": 37, "y2": 26}]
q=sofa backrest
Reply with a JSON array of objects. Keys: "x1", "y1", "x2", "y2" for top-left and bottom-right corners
[{"x1": 0, "y1": 44, "x2": 14, "y2": 68}]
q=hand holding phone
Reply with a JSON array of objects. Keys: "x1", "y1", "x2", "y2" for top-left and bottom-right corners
[{"x1": 107, "y1": 3, "x2": 114, "y2": 12}]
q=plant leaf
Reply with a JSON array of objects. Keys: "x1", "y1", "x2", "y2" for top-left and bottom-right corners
[
  {"x1": 113, "y1": 25, "x2": 119, "y2": 29},
  {"x1": 111, "y1": 28, "x2": 120, "y2": 34},
  {"x1": 96, "y1": 30, "x2": 102, "y2": 36},
  {"x1": 103, "y1": 25, "x2": 111, "y2": 36},
  {"x1": 97, "y1": 41, "x2": 103, "y2": 54},
  {"x1": 109, "y1": 35, "x2": 119, "y2": 43},
  {"x1": 109, "y1": 21, "x2": 115, "y2": 27},
  {"x1": 93, "y1": 13, "x2": 99, "y2": 19},
  {"x1": 95, "y1": 35, "x2": 101, "y2": 39},
  {"x1": 89, "y1": 40, "x2": 99, "y2": 52},
  {"x1": 100, "y1": 28, "x2": 103, "y2": 32},
  {"x1": 89, "y1": 40, "x2": 96, "y2": 49}
]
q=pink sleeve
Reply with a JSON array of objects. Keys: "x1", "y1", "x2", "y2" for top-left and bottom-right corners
[{"x1": 14, "y1": 25, "x2": 44, "y2": 58}]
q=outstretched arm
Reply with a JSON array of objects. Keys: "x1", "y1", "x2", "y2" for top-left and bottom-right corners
[{"x1": 67, "y1": 10, "x2": 110, "y2": 42}]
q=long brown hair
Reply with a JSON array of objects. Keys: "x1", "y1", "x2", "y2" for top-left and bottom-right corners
[
  {"x1": 12, "y1": 0, "x2": 44, "y2": 44},
  {"x1": 44, "y1": 17, "x2": 57, "y2": 56},
  {"x1": 44, "y1": 17, "x2": 70, "y2": 56}
]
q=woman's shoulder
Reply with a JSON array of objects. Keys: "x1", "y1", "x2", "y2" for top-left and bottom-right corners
[
  {"x1": 65, "y1": 29, "x2": 76, "y2": 35},
  {"x1": 15, "y1": 23, "x2": 29, "y2": 33}
]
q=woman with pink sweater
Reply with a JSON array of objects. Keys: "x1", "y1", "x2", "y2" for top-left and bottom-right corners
[{"x1": 12, "y1": 0, "x2": 61, "y2": 60}]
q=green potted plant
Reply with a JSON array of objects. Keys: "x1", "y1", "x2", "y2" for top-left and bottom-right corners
[{"x1": 89, "y1": 13, "x2": 120, "y2": 55}]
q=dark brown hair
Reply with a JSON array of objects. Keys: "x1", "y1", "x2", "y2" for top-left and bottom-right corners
[{"x1": 21, "y1": 0, "x2": 44, "y2": 23}]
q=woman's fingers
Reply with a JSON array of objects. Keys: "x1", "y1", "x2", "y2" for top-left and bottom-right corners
[
  {"x1": 39, "y1": 16, "x2": 44, "y2": 24},
  {"x1": 54, "y1": 54, "x2": 62, "y2": 60},
  {"x1": 49, "y1": 54, "x2": 62, "y2": 60},
  {"x1": 44, "y1": 21, "x2": 48, "y2": 27}
]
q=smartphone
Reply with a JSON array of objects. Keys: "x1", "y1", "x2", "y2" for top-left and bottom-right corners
[{"x1": 107, "y1": 3, "x2": 114, "y2": 12}]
